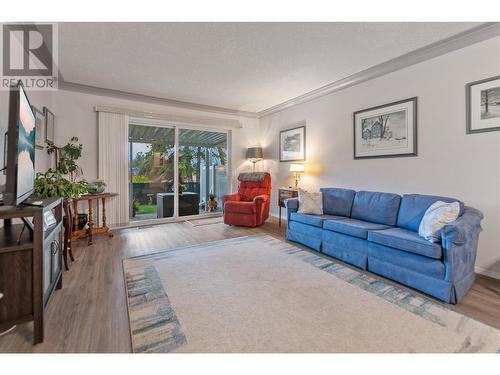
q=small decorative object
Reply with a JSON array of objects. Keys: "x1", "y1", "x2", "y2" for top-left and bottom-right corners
[
  {"x1": 353, "y1": 97, "x2": 417, "y2": 159},
  {"x1": 207, "y1": 193, "x2": 217, "y2": 212},
  {"x1": 88, "y1": 180, "x2": 106, "y2": 194},
  {"x1": 32, "y1": 106, "x2": 45, "y2": 149},
  {"x1": 246, "y1": 147, "x2": 263, "y2": 171},
  {"x1": 289, "y1": 163, "x2": 305, "y2": 189},
  {"x1": 77, "y1": 213, "x2": 88, "y2": 230},
  {"x1": 466, "y1": 75, "x2": 500, "y2": 134},
  {"x1": 280, "y1": 124, "x2": 306, "y2": 162},
  {"x1": 43, "y1": 106, "x2": 55, "y2": 144}
]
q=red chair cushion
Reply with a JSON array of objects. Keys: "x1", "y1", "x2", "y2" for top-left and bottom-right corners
[{"x1": 224, "y1": 201, "x2": 256, "y2": 214}]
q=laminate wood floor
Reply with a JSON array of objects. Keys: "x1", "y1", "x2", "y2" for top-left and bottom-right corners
[{"x1": 1, "y1": 217, "x2": 499, "y2": 352}]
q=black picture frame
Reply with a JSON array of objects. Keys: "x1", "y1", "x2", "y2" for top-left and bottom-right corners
[
  {"x1": 43, "y1": 106, "x2": 55, "y2": 144},
  {"x1": 279, "y1": 124, "x2": 306, "y2": 162},
  {"x1": 353, "y1": 97, "x2": 418, "y2": 159},
  {"x1": 466, "y1": 75, "x2": 500, "y2": 134}
]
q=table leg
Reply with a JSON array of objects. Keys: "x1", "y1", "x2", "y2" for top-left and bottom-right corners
[
  {"x1": 87, "y1": 199, "x2": 94, "y2": 245},
  {"x1": 72, "y1": 200, "x2": 79, "y2": 232},
  {"x1": 102, "y1": 197, "x2": 114, "y2": 238},
  {"x1": 279, "y1": 206, "x2": 282, "y2": 227}
]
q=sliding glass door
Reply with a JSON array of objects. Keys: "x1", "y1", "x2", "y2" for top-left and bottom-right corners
[
  {"x1": 178, "y1": 128, "x2": 228, "y2": 217},
  {"x1": 129, "y1": 124, "x2": 175, "y2": 221},
  {"x1": 128, "y1": 122, "x2": 229, "y2": 222}
]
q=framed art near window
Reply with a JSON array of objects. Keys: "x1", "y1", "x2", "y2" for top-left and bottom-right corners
[
  {"x1": 353, "y1": 97, "x2": 417, "y2": 159},
  {"x1": 44, "y1": 107, "x2": 55, "y2": 144},
  {"x1": 32, "y1": 106, "x2": 45, "y2": 149},
  {"x1": 280, "y1": 124, "x2": 306, "y2": 162},
  {"x1": 466, "y1": 75, "x2": 500, "y2": 134}
]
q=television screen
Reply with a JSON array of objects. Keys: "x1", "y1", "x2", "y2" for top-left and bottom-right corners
[
  {"x1": 4, "y1": 82, "x2": 37, "y2": 206},
  {"x1": 17, "y1": 85, "x2": 36, "y2": 202}
]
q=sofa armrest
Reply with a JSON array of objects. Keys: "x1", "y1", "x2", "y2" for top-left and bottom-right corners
[
  {"x1": 441, "y1": 207, "x2": 484, "y2": 283},
  {"x1": 284, "y1": 197, "x2": 299, "y2": 228}
]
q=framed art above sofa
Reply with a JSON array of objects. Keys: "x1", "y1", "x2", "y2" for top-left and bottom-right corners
[
  {"x1": 466, "y1": 75, "x2": 500, "y2": 134},
  {"x1": 280, "y1": 124, "x2": 306, "y2": 162},
  {"x1": 353, "y1": 97, "x2": 417, "y2": 159}
]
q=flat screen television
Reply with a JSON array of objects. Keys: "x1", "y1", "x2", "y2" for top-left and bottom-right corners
[{"x1": 3, "y1": 81, "x2": 37, "y2": 206}]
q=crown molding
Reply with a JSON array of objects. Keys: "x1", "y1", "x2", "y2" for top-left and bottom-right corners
[
  {"x1": 257, "y1": 22, "x2": 500, "y2": 118},
  {"x1": 58, "y1": 80, "x2": 259, "y2": 119}
]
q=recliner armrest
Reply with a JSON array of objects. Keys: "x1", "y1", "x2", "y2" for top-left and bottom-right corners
[
  {"x1": 223, "y1": 193, "x2": 241, "y2": 203},
  {"x1": 253, "y1": 194, "x2": 269, "y2": 204}
]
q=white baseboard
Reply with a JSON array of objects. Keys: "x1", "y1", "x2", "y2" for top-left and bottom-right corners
[{"x1": 475, "y1": 266, "x2": 500, "y2": 280}]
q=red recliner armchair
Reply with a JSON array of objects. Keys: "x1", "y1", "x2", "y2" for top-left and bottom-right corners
[{"x1": 223, "y1": 172, "x2": 271, "y2": 227}]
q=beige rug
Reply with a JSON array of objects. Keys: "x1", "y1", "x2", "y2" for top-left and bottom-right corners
[
  {"x1": 123, "y1": 235, "x2": 500, "y2": 353},
  {"x1": 186, "y1": 216, "x2": 223, "y2": 226}
]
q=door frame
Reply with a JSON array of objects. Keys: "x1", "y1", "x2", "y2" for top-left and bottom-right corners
[{"x1": 128, "y1": 117, "x2": 232, "y2": 223}]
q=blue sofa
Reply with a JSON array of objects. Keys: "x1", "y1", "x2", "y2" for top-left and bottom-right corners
[{"x1": 285, "y1": 188, "x2": 483, "y2": 304}]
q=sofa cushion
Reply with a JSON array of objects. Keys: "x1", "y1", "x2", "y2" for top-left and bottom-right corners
[
  {"x1": 224, "y1": 201, "x2": 255, "y2": 214},
  {"x1": 351, "y1": 191, "x2": 402, "y2": 226},
  {"x1": 323, "y1": 218, "x2": 390, "y2": 239},
  {"x1": 397, "y1": 194, "x2": 464, "y2": 232},
  {"x1": 322, "y1": 230, "x2": 370, "y2": 269},
  {"x1": 367, "y1": 227, "x2": 442, "y2": 259},
  {"x1": 290, "y1": 212, "x2": 346, "y2": 228},
  {"x1": 320, "y1": 188, "x2": 356, "y2": 217},
  {"x1": 367, "y1": 242, "x2": 445, "y2": 279}
]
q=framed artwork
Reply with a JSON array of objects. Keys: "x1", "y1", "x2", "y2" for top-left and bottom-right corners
[
  {"x1": 466, "y1": 75, "x2": 500, "y2": 134},
  {"x1": 280, "y1": 124, "x2": 306, "y2": 162},
  {"x1": 353, "y1": 97, "x2": 417, "y2": 159},
  {"x1": 32, "y1": 106, "x2": 45, "y2": 149},
  {"x1": 44, "y1": 106, "x2": 55, "y2": 144}
]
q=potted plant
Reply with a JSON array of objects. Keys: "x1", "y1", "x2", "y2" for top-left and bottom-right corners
[
  {"x1": 88, "y1": 180, "x2": 106, "y2": 194},
  {"x1": 35, "y1": 137, "x2": 90, "y2": 229},
  {"x1": 132, "y1": 200, "x2": 140, "y2": 218},
  {"x1": 208, "y1": 193, "x2": 217, "y2": 212}
]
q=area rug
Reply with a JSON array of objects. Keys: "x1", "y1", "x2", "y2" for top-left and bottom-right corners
[
  {"x1": 186, "y1": 216, "x2": 223, "y2": 226},
  {"x1": 123, "y1": 235, "x2": 500, "y2": 353}
]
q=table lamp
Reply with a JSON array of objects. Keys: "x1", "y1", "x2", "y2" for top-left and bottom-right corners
[
  {"x1": 290, "y1": 163, "x2": 305, "y2": 189},
  {"x1": 246, "y1": 147, "x2": 263, "y2": 171}
]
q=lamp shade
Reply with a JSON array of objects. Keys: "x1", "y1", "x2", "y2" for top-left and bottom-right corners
[
  {"x1": 289, "y1": 163, "x2": 305, "y2": 173},
  {"x1": 246, "y1": 147, "x2": 263, "y2": 161}
]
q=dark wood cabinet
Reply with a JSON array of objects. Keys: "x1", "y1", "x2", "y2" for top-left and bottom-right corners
[{"x1": 0, "y1": 197, "x2": 63, "y2": 344}]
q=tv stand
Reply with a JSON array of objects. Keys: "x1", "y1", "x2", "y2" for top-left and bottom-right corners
[{"x1": 0, "y1": 197, "x2": 63, "y2": 344}]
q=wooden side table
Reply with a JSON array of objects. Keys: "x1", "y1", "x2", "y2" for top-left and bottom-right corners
[
  {"x1": 71, "y1": 193, "x2": 118, "y2": 246},
  {"x1": 278, "y1": 188, "x2": 298, "y2": 227}
]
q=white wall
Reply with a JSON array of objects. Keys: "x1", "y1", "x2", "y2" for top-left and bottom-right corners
[
  {"x1": 259, "y1": 36, "x2": 500, "y2": 278},
  {"x1": 0, "y1": 89, "x2": 259, "y2": 193}
]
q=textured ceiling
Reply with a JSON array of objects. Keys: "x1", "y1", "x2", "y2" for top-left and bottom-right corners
[{"x1": 58, "y1": 22, "x2": 482, "y2": 113}]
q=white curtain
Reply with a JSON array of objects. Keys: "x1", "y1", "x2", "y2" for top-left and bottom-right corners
[{"x1": 97, "y1": 111, "x2": 129, "y2": 226}]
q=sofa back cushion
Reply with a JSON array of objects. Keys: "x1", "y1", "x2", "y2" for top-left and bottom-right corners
[
  {"x1": 397, "y1": 194, "x2": 464, "y2": 232},
  {"x1": 351, "y1": 191, "x2": 402, "y2": 226},
  {"x1": 320, "y1": 188, "x2": 356, "y2": 217}
]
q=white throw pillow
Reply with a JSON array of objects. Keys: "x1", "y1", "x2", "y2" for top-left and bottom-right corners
[
  {"x1": 418, "y1": 201, "x2": 460, "y2": 243},
  {"x1": 297, "y1": 189, "x2": 323, "y2": 215}
]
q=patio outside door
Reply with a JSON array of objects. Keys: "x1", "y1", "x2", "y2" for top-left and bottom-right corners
[{"x1": 128, "y1": 123, "x2": 229, "y2": 222}]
